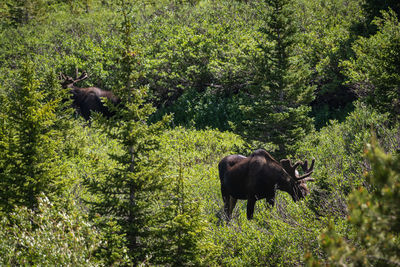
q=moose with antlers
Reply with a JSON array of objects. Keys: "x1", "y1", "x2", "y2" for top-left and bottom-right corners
[
  {"x1": 60, "y1": 70, "x2": 120, "y2": 120},
  {"x1": 218, "y1": 149, "x2": 315, "y2": 220}
]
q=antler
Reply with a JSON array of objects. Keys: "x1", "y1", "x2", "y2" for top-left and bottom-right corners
[
  {"x1": 74, "y1": 69, "x2": 88, "y2": 83},
  {"x1": 297, "y1": 158, "x2": 315, "y2": 181},
  {"x1": 280, "y1": 158, "x2": 315, "y2": 181},
  {"x1": 301, "y1": 159, "x2": 315, "y2": 173},
  {"x1": 59, "y1": 72, "x2": 74, "y2": 88},
  {"x1": 59, "y1": 69, "x2": 88, "y2": 89},
  {"x1": 59, "y1": 72, "x2": 66, "y2": 80},
  {"x1": 280, "y1": 159, "x2": 302, "y2": 178}
]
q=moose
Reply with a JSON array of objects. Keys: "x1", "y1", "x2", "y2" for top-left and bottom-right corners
[
  {"x1": 218, "y1": 149, "x2": 315, "y2": 220},
  {"x1": 60, "y1": 70, "x2": 120, "y2": 120}
]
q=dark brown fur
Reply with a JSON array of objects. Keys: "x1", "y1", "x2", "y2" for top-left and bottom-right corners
[
  {"x1": 61, "y1": 71, "x2": 120, "y2": 120},
  {"x1": 218, "y1": 149, "x2": 315, "y2": 220}
]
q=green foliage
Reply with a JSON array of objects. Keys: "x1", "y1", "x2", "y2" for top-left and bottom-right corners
[
  {"x1": 138, "y1": 0, "x2": 258, "y2": 129},
  {"x1": 154, "y1": 127, "x2": 245, "y2": 266},
  {"x1": 93, "y1": 217, "x2": 130, "y2": 266},
  {"x1": 0, "y1": 0, "x2": 48, "y2": 26},
  {"x1": 342, "y1": 10, "x2": 400, "y2": 119},
  {"x1": 153, "y1": 127, "x2": 245, "y2": 266},
  {"x1": 312, "y1": 141, "x2": 400, "y2": 266},
  {"x1": 296, "y1": 102, "x2": 399, "y2": 218},
  {"x1": 0, "y1": 196, "x2": 101, "y2": 266},
  {"x1": 2, "y1": 0, "x2": 400, "y2": 266},
  {"x1": 154, "y1": 87, "x2": 245, "y2": 131},
  {"x1": 151, "y1": 138, "x2": 208, "y2": 266},
  {"x1": 159, "y1": 126, "x2": 245, "y2": 203},
  {"x1": 85, "y1": 3, "x2": 172, "y2": 264},
  {"x1": 295, "y1": 0, "x2": 363, "y2": 128},
  {"x1": 237, "y1": 0, "x2": 315, "y2": 157},
  {"x1": 0, "y1": 1, "x2": 122, "y2": 98},
  {"x1": 58, "y1": 124, "x2": 130, "y2": 265},
  {"x1": 0, "y1": 61, "x2": 68, "y2": 212},
  {"x1": 211, "y1": 193, "x2": 323, "y2": 267},
  {"x1": 362, "y1": 0, "x2": 400, "y2": 29}
]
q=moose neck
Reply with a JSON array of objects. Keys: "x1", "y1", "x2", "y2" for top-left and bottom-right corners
[
  {"x1": 67, "y1": 84, "x2": 81, "y2": 91},
  {"x1": 278, "y1": 174, "x2": 301, "y2": 202},
  {"x1": 69, "y1": 86, "x2": 86, "y2": 102}
]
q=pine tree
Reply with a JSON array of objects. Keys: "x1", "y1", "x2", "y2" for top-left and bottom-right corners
[
  {"x1": 342, "y1": 10, "x2": 400, "y2": 119},
  {"x1": 84, "y1": 1, "x2": 170, "y2": 264},
  {"x1": 151, "y1": 138, "x2": 209, "y2": 266},
  {"x1": 1, "y1": 0, "x2": 48, "y2": 25},
  {"x1": 239, "y1": 0, "x2": 315, "y2": 157},
  {"x1": 0, "y1": 61, "x2": 67, "y2": 212}
]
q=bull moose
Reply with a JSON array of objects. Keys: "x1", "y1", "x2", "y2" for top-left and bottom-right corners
[
  {"x1": 60, "y1": 70, "x2": 120, "y2": 120},
  {"x1": 218, "y1": 149, "x2": 315, "y2": 220}
]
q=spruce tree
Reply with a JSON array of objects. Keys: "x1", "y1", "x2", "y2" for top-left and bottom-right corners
[
  {"x1": 342, "y1": 10, "x2": 400, "y2": 119},
  {"x1": 0, "y1": 61, "x2": 67, "y2": 212},
  {"x1": 84, "y1": 1, "x2": 170, "y2": 264},
  {"x1": 151, "y1": 138, "x2": 208, "y2": 266},
  {"x1": 239, "y1": 0, "x2": 315, "y2": 157}
]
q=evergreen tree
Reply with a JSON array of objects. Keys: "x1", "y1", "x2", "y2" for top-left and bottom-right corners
[
  {"x1": 0, "y1": 61, "x2": 67, "y2": 212},
  {"x1": 84, "y1": 1, "x2": 170, "y2": 264},
  {"x1": 342, "y1": 10, "x2": 400, "y2": 120},
  {"x1": 0, "y1": 0, "x2": 48, "y2": 25},
  {"x1": 238, "y1": 0, "x2": 315, "y2": 157},
  {"x1": 151, "y1": 140, "x2": 209, "y2": 266}
]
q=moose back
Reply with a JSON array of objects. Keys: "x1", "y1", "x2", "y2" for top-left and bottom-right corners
[{"x1": 60, "y1": 71, "x2": 120, "y2": 120}]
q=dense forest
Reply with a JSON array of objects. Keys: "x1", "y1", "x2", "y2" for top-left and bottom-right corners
[{"x1": 1, "y1": 0, "x2": 400, "y2": 265}]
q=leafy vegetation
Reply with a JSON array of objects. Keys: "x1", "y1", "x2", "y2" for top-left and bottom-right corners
[
  {"x1": 0, "y1": 196, "x2": 101, "y2": 266},
  {"x1": 343, "y1": 10, "x2": 400, "y2": 119},
  {"x1": 309, "y1": 140, "x2": 400, "y2": 266},
  {"x1": 237, "y1": 0, "x2": 315, "y2": 157},
  {"x1": 1, "y1": 0, "x2": 400, "y2": 265}
]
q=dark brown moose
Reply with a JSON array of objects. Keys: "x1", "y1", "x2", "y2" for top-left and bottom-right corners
[
  {"x1": 60, "y1": 71, "x2": 120, "y2": 120},
  {"x1": 218, "y1": 149, "x2": 315, "y2": 220}
]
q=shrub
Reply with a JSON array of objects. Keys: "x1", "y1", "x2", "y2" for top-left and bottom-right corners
[
  {"x1": 0, "y1": 196, "x2": 101, "y2": 266},
  {"x1": 311, "y1": 141, "x2": 400, "y2": 266}
]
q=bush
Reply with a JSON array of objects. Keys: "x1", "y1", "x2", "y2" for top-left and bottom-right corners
[
  {"x1": 311, "y1": 141, "x2": 400, "y2": 266},
  {"x1": 0, "y1": 196, "x2": 101, "y2": 266},
  {"x1": 296, "y1": 102, "x2": 399, "y2": 218}
]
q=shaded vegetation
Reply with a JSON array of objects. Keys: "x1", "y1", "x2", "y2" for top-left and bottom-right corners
[{"x1": 1, "y1": 0, "x2": 400, "y2": 265}]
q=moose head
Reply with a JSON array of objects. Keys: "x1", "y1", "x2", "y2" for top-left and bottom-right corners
[
  {"x1": 218, "y1": 149, "x2": 315, "y2": 220},
  {"x1": 60, "y1": 70, "x2": 120, "y2": 120},
  {"x1": 280, "y1": 157, "x2": 315, "y2": 200}
]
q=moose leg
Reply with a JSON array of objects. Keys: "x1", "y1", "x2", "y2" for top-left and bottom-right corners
[
  {"x1": 221, "y1": 185, "x2": 232, "y2": 220},
  {"x1": 246, "y1": 197, "x2": 256, "y2": 220},
  {"x1": 223, "y1": 195, "x2": 230, "y2": 219},
  {"x1": 222, "y1": 192, "x2": 237, "y2": 220},
  {"x1": 227, "y1": 196, "x2": 237, "y2": 220},
  {"x1": 266, "y1": 186, "x2": 276, "y2": 209},
  {"x1": 221, "y1": 184, "x2": 228, "y2": 215}
]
